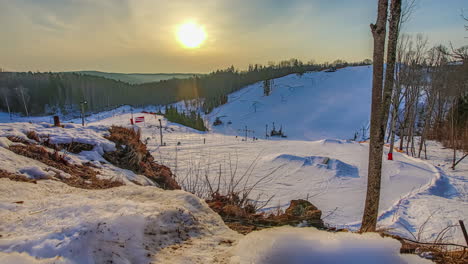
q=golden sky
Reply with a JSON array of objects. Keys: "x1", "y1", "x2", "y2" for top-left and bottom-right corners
[{"x1": 0, "y1": 0, "x2": 466, "y2": 73}]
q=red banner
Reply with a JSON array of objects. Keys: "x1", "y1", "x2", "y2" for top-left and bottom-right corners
[{"x1": 135, "y1": 116, "x2": 145, "y2": 123}]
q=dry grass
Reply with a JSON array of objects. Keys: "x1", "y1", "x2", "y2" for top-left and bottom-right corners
[
  {"x1": 8, "y1": 144, "x2": 122, "y2": 189},
  {"x1": 0, "y1": 169, "x2": 37, "y2": 184},
  {"x1": 7, "y1": 136, "x2": 31, "y2": 145},
  {"x1": 57, "y1": 141, "x2": 94, "y2": 154},
  {"x1": 381, "y1": 219, "x2": 468, "y2": 264},
  {"x1": 26, "y1": 130, "x2": 40, "y2": 142},
  {"x1": 103, "y1": 126, "x2": 180, "y2": 190}
]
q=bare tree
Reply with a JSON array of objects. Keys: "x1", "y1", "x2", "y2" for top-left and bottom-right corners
[
  {"x1": 362, "y1": 0, "x2": 402, "y2": 233},
  {"x1": 15, "y1": 86, "x2": 30, "y2": 117},
  {"x1": 361, "y1": 0, "x2": 389, "y2": 233},
  {"x1": 0, "y1": 88, "x2": 12, "y2": 120}
]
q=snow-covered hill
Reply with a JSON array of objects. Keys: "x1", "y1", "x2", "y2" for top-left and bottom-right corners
[{"x1": 208, "y1": 66, "x2": 372, "y2": 140}]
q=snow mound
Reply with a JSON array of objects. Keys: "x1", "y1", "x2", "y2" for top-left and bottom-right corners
[
  {"x1": 0, "y1": 179, "x2": 239, "y2": 264},
  {"x1": 231, "y1": 226, "x2": 431, "y2": 264},
  {"x1": 274, "y1": 154, "x2": 359, "y2": 178},
  {"x1": 0, "y1": 122, "x2": 116, "y2": 154}
]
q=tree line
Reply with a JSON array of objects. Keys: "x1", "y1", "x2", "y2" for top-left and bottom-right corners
[
  {"x1": 0, "y1": 58, "x2": 371, "y2": 117},
  {"x1": 163, "y1": 105, "x2": 207, "y2": 131}
]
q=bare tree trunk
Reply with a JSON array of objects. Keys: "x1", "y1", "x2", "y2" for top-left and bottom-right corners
[
  {"x1": 418, "y1": 94, "x2": 436, "y2": 158},
  {"x1": 19, "y1": 86, "x2": 29, "y2": 117},
  {"x1": 381, "y1": 0, "x2": 402, "y2": 133},
  {"x1": 382, "y1": 0, "x2": 402, "y2": 160},
  {"x1": 452, "y1": 99, "x2": 456, "y2": 170},
  {"x1": 1, "y1": 89, "x2": 12, "y2": 120},
  {"x1": 361, "y1": 0, "x2": 390, "y2": 233}
]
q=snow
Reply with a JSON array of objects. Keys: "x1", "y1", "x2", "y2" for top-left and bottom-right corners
[
  {"x1": 0, "y1": 122, "x2": 157, "y2": 185},
  {"x1": 0, "y1": 66, "x2": 466, "y2": 262},
  {"x1": 0, "y1": 146, "x2": 71, "y2": 179},
  {"x1": 232, "y1": 226, "x2": 432, "y2": 264},
  {"x1": 0, "y1": 122, "x2": 116, "y2": 154},
  {"x1": 0, "y1": 179, "x2": 240, "y2": 264},
  {"x1": 379, "y1": 139, "x2": 468, "y2": 244}
]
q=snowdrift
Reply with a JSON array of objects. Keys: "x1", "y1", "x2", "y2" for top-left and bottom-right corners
[
  {"x1": 0, "y1": 179, "x2": 240, "y2": 264},
  {"x1": 232, "y1": 227, "x2": 432, "y2": 264}
]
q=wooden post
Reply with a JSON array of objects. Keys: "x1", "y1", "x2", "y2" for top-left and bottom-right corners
[
  {"x1": 53, "y1": 116, "x2": 61, "y2": 127},
  {"x1": 459, "y1": 220, "x2": 468, "y2": 246},
  {"x1": 245, "y1": 125, "x2": 248, "y2": 141},
  {"x1": 158, "y1": 119, "x2": 163, "y2": 146}
]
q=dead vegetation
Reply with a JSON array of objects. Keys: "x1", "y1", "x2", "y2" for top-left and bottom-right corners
[
  {"x1": 383, "y1": 233, "x2": 468, "y2": 264},
  {"x1": 178, "y1": 152, "x2": 324, "y2": 234},
  {"x1": 7, "y1": 136, "x2": 31, "y2": 145},
  {"x1": 380, "y1": 217, "x2": 468, "y2": 264},
  {"x1": 0, "y1": 169, "x2": 37, "y2": 184},
  {"x1": 57, "y1": 141, "x2": 94, "y2": 154},
  {"x1": 8, "y1": 144, "x2": 122, "y2": 189},
  {"x1": 208, "y1": 197, "x2": 324, "y2": 234},
  {"x1": 9, "y1": 130, "x2": 95, "y2": 154},
  {"x1": 103, "y1": 126, "x2": 180, "y2": 190},
  {"x1": 26, "y1": 130, "x2": 40, "y2": 142}
]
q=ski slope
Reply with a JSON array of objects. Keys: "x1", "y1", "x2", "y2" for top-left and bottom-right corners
[{"x1": 208, "y1": 66, "x2": 372, "y2": 140}]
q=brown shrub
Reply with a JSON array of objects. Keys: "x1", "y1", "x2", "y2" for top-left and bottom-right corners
[
  {"x1": 103, "y1": 126, "x2": 180, "y2": 190},
  {"x1": 7, "y1": 136, "x2": 30, "y2": 145},
  {"x1": 26, "y1": 130, "x2": 41, "y2": 142},
  {"x1": 57, "y1": 142, "x2": 94, "y2": 154},
  {"x1": 206, "y1": 195, "x2": 324, "y2": 234}
]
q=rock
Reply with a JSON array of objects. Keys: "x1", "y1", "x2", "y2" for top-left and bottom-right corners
[{"x1": 285, "y1": 199, "x2": 323, "y2": 227}]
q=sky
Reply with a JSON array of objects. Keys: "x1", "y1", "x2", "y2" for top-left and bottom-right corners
[{"x1": 0, "y1": 0, "x2": 466, "y2": 73}]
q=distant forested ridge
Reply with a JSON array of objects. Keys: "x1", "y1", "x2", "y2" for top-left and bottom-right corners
[
  {"x1": 0, "y1": 59, "x2": 371, "y2": 117},
  {"x1": 74, "y1": 71, "x2": 201, "y2": 84}
]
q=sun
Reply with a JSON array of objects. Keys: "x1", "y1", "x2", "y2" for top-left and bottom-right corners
[{"x1": 176, "y1": 22, "x2": 206, "y2": 49}]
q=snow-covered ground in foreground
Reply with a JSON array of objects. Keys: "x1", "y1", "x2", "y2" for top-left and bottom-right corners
[
  {"x1": 0, "y1": 179, "x2": 428, "y2": 264},
  {"x1": 0, "y1": 179, "x2": 239, "y2": 264},
  {"x1": 207, "y1": 66, "x2": 372, "y2": 141},
  {"x1": 232, "y1": 226, "x2": 432, "y2": 264}
]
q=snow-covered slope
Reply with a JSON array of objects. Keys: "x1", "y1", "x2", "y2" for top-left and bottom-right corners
[{"x1": 208, "y1": 66, "x2": 372, "y2": 140}]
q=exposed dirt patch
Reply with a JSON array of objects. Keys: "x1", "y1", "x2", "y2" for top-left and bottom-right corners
[
  {"x1": 103, "y1": 126, "x2": 180, "y2": 190},
  {"x1": 8, "y1": 144, "x2": 122, "y2": 189}
]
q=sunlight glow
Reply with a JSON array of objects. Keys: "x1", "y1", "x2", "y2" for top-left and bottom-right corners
[{"x1": 176, "y1": 22, "x2": 206, "y2": 49}]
